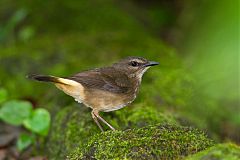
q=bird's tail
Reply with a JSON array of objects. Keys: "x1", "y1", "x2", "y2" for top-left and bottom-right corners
[
  {"x1": 27, "y1": 74, "x2": 61, "y2": 83},
  {"x1": 27, "y1": 74, "x2": 81, "y2": 87},
  {"x1": 28, "y1": 74, "x2": 84, "y2": 102}
]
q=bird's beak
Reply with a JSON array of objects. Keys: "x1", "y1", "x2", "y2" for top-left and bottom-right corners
[{"x1": 144, "y1": 61, "x2": 159, "y2": 67}]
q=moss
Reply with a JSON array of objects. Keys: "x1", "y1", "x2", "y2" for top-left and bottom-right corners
[
  {"x1": 45, "y1": 105, "x2": 99, "y2": 160},
  {"x1": 45, "y1": 103, "x2": 177, "y2": 159},
  {"x1": 67, "y1": 124, "x2": 213, "y2": 160},
  {"x1": 186, "y1": 143, "x2": 240, "y2": 160},
  {"x1": 110, "y1": 103, "x2": 178, "y2": 129}
]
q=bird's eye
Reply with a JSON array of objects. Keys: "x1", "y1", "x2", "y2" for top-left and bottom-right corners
[{"x1": 131, "y1": 61, "x2": 138, "y2": 67}]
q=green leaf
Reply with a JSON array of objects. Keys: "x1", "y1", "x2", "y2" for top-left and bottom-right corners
[
  {"x1": 0, "y1": 100, "x2": 33, "y2": 125},
  {"x1": 23, "y1": 108, "x2": 51, "y2": 136},
  {"x1": 17, "y1": 133, "x2": 34, "y2": 152},
  {"x1": 0, "y1": 88, "x2": 8, "y2": 104}
]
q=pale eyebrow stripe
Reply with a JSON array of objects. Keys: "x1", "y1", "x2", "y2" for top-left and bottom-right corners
[{"x1": 133, "y1": 59, "x2": 144, "y2": 63}]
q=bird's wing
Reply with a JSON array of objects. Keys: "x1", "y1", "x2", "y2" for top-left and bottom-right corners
[{"x1": 67, "y1": 67, "x2": 131, "y2": 93}]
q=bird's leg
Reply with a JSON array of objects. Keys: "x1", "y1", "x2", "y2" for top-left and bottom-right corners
[
  {"x1": 91, "y1": 110, "x2": 104, "y2": 132},
  {"x1": 93, "y1": 110, "x2": 116, "y2": 131}
]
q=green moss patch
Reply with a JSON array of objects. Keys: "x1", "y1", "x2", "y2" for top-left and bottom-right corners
[
  {"x1": 45, "y1": 105, "x2": 99, "y2": 159},
  {"x1": 68, "y1": 124, "x2": 213, "y2": 160},
  {"x1": 46, "y1": 104, "x2": 177, "y2": 159},
  {"x1": 186, "y1": 143, "x2": 240, "y2": 160}
]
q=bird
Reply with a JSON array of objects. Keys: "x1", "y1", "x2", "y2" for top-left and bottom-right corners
[{"x1": 28, "y1": 56, "x2": 159, "y2": 131}]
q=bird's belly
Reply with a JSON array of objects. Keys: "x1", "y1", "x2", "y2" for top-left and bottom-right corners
[
  {"x1": 102, "y1": 104, "x2": 126, "y2": 112},
  {"x1": 83, "y1": 89, "x2": 136, "y2": 112}
]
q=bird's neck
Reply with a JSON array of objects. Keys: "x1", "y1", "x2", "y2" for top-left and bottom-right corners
[
  {"x1": 128, "y1": 67, "x2": 150, "y2": 95},
  {"x1": 127, "y1": 74, "x2": 142, "y2": 95},
  {"x1": 129, "y1": 67, "x2": 150, "y2": 83}
]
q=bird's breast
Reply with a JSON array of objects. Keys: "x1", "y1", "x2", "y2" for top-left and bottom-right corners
[{"x1": 82, "y1": 87, "x2": 138, "y2": 112}]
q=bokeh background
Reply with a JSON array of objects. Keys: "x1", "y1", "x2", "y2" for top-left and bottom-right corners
[{"x1": 0, "y1": 0, "x2": 239, "y2": 159}]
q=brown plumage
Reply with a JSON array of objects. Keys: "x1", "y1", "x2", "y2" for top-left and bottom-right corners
[{"x1": 28, "y1": 56, "x2": 159, "y2": 131}]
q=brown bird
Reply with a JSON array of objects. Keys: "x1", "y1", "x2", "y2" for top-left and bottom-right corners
[{"x1": 28, "y1": 56, "x2": 159, "y2": 131}]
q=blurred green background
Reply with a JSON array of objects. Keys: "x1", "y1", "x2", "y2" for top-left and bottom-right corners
[{"x1": 0, "y1": 0, "x2": 239, "y2": 157}]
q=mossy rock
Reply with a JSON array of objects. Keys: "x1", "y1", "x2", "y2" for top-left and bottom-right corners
[
  {"x1": 68, "y1": 124, "x2": 213, "y2": 160},
  {"x1": 46, "y1": 104, "x2": 177, "y2": 159},
  {"x1": 186, "y1": 143, "x2": 240, "y2": 160}
]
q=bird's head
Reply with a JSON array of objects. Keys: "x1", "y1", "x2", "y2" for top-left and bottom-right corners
[{"x1": 112, "y1": 56, "x2": 159, "y2": 79}]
